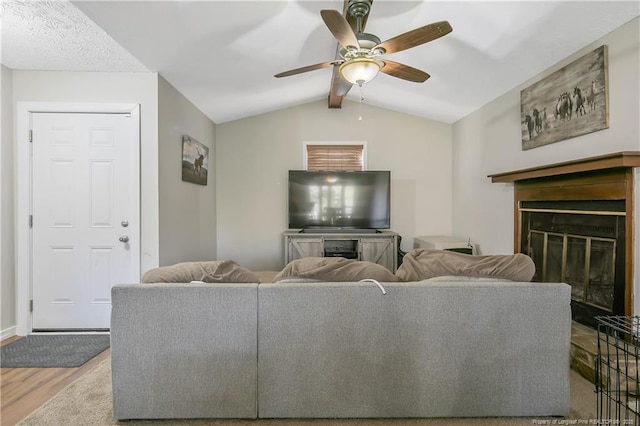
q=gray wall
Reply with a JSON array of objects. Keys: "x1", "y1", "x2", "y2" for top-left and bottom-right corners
[
  {"x1": 158, "y1": 76, "x2": 217, "y2": 267},
  {"x1": 452, "y1": 18, "x2": 640, "y2": 303},
  {"x1": 216, "y1": 99, "x2": 453, "y2": 271}
]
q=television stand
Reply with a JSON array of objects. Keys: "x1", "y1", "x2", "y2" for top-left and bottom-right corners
[{"x1": 283, "y1": 230, "x2": 399, "y2": 272}]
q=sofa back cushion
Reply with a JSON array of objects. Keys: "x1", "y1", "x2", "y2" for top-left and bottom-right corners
[
  {"x1": 396, "y1": 249, "x2": 535, "y2": 282},
  {"x1": 273, "y1": 257, "x2": 398, "y2": 283},
  {"x1": 142, "y1": 260, "x2": 260, "y2": 283}
]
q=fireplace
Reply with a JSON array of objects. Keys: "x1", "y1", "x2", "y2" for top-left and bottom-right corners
[
  {"x1": 520, "y1": 200, "x2": 626, "y2": 328},
  {"x1": 489, "y1": 152, "x2": 640, "y2": 328}
]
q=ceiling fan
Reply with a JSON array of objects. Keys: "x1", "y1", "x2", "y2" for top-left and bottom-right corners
[{"x1": 274, "y1": 0, "x2": 452, "y2": 90}]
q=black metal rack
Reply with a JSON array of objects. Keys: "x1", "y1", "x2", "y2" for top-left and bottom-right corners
[{"x1": 596, "y1": 315, "x2": 640, "y2": 425}]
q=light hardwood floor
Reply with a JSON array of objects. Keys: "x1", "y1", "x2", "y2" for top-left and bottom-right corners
[{"x1": 0, "y1": 336, "x2": 110, "y2": 426}]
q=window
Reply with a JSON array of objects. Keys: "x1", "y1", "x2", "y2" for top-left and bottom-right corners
[{"x1": 304, "y1": 143, "x2": 366, "y2": 171}]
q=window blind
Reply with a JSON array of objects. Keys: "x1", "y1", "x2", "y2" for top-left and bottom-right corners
[{"x1": 306, "y1": 144, "x2": 364, "y2": 171}]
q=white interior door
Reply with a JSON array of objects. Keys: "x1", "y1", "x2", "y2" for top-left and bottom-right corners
[{"x1": 31, "y1": 112, "x2": 139, "y2": 330}]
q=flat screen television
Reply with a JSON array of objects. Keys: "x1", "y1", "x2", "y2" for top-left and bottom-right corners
[{"x1": 288, "y1": 170, "x2": 390, "y2": 231}]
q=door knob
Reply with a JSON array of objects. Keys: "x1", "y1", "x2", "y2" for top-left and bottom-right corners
[{"x1": 119, "y1": 235, "x2": 130, "y2": 243}]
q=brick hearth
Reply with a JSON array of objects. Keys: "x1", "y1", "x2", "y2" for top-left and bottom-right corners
[{"x1": 570, "y1": 321, "x2": 599, "y2": 384}]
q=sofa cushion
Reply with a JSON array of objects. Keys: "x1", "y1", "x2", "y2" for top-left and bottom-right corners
[
  {"x1": 396, "y1": 249, "x2": 535, "y2": 282},
  {"x1": 141, "y1": 260, "x2": 260, "y2": 283},
  {"x1": 273, "y1": 257, "x2": 399, "y2": 283}
]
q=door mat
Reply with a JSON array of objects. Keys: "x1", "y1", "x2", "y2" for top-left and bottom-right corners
[{"x1": 1, "y1": 334, "x2": 110, "y2": 368}]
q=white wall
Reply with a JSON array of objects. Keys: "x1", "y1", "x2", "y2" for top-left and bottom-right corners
[
  {"x1": 7, "y1": 70, "x2": 159, "y2": 335},
  {"x1": 4, "y1": 70, "x2": 216, "y2": 334},
  {"x1": 11, "y1": 71, "x2": 160, "y2": 274},
  {"x1": 1, "y1": 65, "x2": 15, "y2": 337},
  {"x1": 216, "y1": 99, "x2": 452, "y2": 271},
  {"x1": 452, "y1": 18, "x2": 640, "y2": 307},
  {"x1": 157, "y1": 76, "x2": 216, "y2": 267}
]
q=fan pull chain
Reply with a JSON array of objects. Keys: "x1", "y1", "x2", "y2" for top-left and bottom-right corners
[{"x1": 358, "y1": 84, "x2": 364, "y2": 121}]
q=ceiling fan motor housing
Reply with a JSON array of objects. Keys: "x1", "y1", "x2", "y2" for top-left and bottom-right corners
[
  {"x1": 357, "y1": 32, "x2": 380, "y2": 49},
  {"x1": 340, "y1": 32, "x2": 382, "y2": 58}
]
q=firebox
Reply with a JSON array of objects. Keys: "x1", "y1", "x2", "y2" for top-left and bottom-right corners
[{"x1": 520, "y1": 200, "x2": 626, "y2": 328}]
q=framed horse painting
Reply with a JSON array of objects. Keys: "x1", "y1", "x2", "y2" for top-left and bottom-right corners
[
  {"x1": 520, "y1": 45, "x2": 608, "y2": 150},
  {"x1": 181, "y1": 135, "x2": 209, "y2": 185}
]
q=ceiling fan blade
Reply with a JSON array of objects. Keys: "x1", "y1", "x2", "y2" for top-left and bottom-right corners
[
  {"x1": 375, "y1": 21, "x2": 452, "y2": 54},
  {"x1": 327, "y1": 0, "x2": 362, "y2": 109},
  {"x1": 274, "y1": 60, "x2": 341, "y2": 78},
  {"x1": 321, "y1": 9, "x2": 360, "y2": 50},
  {"x1": 380, "y1": 60, "x2": 430, "y2": 83}
]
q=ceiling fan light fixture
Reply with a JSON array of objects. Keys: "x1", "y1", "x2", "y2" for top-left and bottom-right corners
[{"x1": 339, "y1": 58, "x2": 381, "y2": 86}]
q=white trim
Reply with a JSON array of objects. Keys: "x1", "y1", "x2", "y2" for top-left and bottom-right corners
[
  {"x1": 302, "y1": 141, "x2": 368, "y2": 170},
  {"x1": 16, "y1": 102, "x2": 141, "y2": 336},
  {"x1": 1, "y1": 326, "x2": 17, "y2": 340}
]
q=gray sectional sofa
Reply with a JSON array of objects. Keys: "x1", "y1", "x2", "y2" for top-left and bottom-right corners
[{"x1": 110, "y1": 279, "x2": 571, "y2": 420}]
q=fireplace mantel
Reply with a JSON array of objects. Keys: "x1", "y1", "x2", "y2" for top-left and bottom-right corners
[
  {"x1": 488, "y1": 151, "x2": 640, "y2": 183},
  {"x1": 489, "y1": 151, "x2": 640, "y2": 318}
]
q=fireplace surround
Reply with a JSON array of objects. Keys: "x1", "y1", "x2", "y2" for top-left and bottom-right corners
[{"x1": 489, "y1": 151, "x2": 640, "y2": 328}]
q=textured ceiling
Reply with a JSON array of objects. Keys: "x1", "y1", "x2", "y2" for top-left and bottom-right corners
[
  {"x1": 2, "y1": 1, "x2": 639, "y2": 124},
  {"x1": 1, "y1": 0, "x2": 147, "y2": 72}
]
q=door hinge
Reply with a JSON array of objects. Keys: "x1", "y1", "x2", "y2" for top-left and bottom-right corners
[
  {"x1": 29, "y1": 300, "x2": 33, "y2": 312},
  {"x1": 29, "y1": 129, "x2": 33, "y2": 143},
  {"x1": 29, "y1": 215, "x2": 33, "y2": 228}
]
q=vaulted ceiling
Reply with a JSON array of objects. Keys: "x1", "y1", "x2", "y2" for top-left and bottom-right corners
[{"x1": 2, "y1": 1, "x2": 638, "y2": 124}]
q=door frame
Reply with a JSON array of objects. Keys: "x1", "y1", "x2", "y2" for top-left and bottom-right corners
[{"x1": 16, "y1": 102, "x2": 141, "y2": 335}]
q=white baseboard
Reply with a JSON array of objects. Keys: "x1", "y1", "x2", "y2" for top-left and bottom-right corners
[{"x1": 1, "y1": 326, "x2": 17, "y2": 341}]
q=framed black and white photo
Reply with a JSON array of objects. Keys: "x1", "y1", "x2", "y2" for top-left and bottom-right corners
[{"x1": 520, "y1": 45, "x2": 609, "y2": 150}]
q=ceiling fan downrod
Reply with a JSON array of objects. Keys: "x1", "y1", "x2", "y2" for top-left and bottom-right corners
[
  {"x1": 345, "y1": 0, "x2": 383, "y2": 57},
  {"x1": 347, "y1": 0, "x2": 371, "y2": 34}
]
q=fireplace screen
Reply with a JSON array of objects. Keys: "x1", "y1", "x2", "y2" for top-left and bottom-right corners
[
  {"x1": 520, "y1": 200, "x2": 625, "y2": 327},
  {"x1": 528, "y1": 230, "x2": 616, "y2": 311}
]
